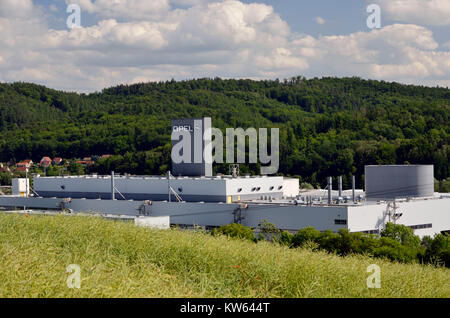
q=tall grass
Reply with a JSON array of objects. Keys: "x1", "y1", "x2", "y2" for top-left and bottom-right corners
[{"x1": 0, "y1": 213, "x2": 449, "y2": 298}]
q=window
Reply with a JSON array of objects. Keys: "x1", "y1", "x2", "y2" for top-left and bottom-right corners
[
  {"x1": 177, "y1": 187, "x2": 183, "y2": 193},
  {"x1": 251, "y1": 187, "x2": 256, "y2": 192},
  {"x1": 269, "y1": 186, "x2": 274, "y2": 191},
  {"x1": 237, "y1": 188, "x2": 242, "y2": 193},
  {"x1": 334, "y1": 219, "x2": 347, "y2": 225},
  {"x1": 409, "y1": 223, "x2": 432, "y2": 230},
  {"x1": 361, "y1": 229, "x2": 379, "y2": 234},
  {"x1": 278, "y1": 185, "x2": 283, "y2": 190},
  {"x1": 256, "y1": 187, "x2": 261, "y2": 191}
]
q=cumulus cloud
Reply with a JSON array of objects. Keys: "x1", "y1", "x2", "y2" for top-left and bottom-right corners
[
  {"x1": 314, "y1": 17, "x2": 325, "y2": 25},
  {"x1": 0, "y1": 0, "x2": 448, "y2": 92},
  {"x1": 64, "y1": 0, "x2": 170, "y2": 19},
  {"x1": 373, "y1": 0, "x2": 450, "y2": 26},
  {"x1": 292, "y1": 24, "x2": 449, "y2": 83}
]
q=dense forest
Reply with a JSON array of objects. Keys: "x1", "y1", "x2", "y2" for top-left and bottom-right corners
[{"x1": 0, "y1": 77, "x2": 449, "y2": 189}]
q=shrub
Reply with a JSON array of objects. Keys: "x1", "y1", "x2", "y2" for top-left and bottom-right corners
[
  {"x1": 423, "y1": 233, "x2": 450, "y2": 267},
  {"x1": 381, "y1": 222, "x2": 421, "y2": 248},
  {"x1": 257, "y1": 220, "x2": 281, "y2": 241},
  {"x1": 317, "y1": 230, "x2": 340, "y2": 253},
  {"x1": 212, "y1": 223, "x2": 256, "y2": 242},
  {"x1": 300, "y1": 182, "x2": 314, "y2": 190},
  {"x1": 373, "y1": 237, "x2": 418, "y2": 263},
  {"x1": 277, "y1": 231, "x2": 294, "y2": 246},
  {"x1": 291, "y1": 227, "x2": 321, "y2": 248}
]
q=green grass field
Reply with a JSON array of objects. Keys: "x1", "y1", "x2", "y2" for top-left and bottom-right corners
[{"x1": 0, "y1": 213, "x2": 449, "y2": 298}]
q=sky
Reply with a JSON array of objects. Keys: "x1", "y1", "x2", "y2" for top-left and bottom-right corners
[{"x1": 0, "y1": 0, "x2": 449, "y2": 92}]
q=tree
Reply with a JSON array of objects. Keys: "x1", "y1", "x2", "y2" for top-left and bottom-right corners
[
  {"x1": 381, "y1": 222, "x2": 421, "y2": 248},
  {"x1": 423, "y1": 233, "x2": 450, "y2": 267}
]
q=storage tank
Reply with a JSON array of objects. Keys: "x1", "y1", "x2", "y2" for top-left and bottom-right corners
[{"x1": 365, "y1": 165, "x2": 434, "y2": 200}]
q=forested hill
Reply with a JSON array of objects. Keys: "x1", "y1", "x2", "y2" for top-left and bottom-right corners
[{"x1": 0, "y1": 77, "x2": 449, "y2": 188}]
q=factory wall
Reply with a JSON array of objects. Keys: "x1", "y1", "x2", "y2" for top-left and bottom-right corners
[
  {"x1": 347, "y1": 197, "x2": 450, "y2": 238},
  {"x1": 282, "y1": 178, "x2": 300, "y2": 198},
  {"x1": 243, "y1": 204, "x2": 348, "y2": 232},
  {"x1": 33, "y1": 176, "x2": 283, "y2": 203},
  {"x1": 0, "y1": 196, "x2": 239, "y2": 227},
  {"x1": 225, "y1": 176, "x2": 284, "y2": 202},
  {"x1": 1, "y1": 195, "x2": 448, "y2": 237}
]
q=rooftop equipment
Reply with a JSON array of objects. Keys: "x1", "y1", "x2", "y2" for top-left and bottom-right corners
[{"x1": 327, "y1": 177, "x2": 332, "y2": 204}]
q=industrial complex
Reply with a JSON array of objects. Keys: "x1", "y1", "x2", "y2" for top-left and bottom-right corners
[{"x1": 0, "y1": 118, "x2": 449, "y2": 238}]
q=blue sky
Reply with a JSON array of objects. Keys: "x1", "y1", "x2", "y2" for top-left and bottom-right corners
[{"x1": 0, "y1": 0, "x2": 448, "y2": 92}]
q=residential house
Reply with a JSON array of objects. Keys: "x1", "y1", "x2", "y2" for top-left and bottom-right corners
[
  {"x1": 76, "y1": 160, "x2": 94, "y2": 167},
  {"x1": 40, "y1": 157, "x2": 52, "y2": 167},
  {"x1": 17, "y1": 160, "x2": 33, "y2": 169},
  {"x1": 16, "y1": 166, "x2": 29, "y2": 173},
  {"x1": 53, "y1": 157, "x2": 63, "y2": 165}
]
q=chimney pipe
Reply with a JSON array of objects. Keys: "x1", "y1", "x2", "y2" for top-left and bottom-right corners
[
  {"x1": 352, "y1": 175, "x2": 356, "y2": 203},
  {"x1": 111, "y1": 171, "x2": 115, "y2": 200},
  {"x1": 327, "y1": 177, "x2": 332, "y2": 204},
  {"x1": 167, "y1": 171, "x2": 171, "y2": 202},
  {"x1": 338, "y1": 176, "x2": 343, "y2": 198}
]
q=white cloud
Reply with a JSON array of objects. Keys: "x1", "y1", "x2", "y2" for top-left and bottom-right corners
[
  {"x1": 65, "y1": 0, "x2": 171, "y2": 20},
  {"x1": 373, "y1": 0, "x2": 450, "y2": 26},
  {"x1": 0, "y1": 0, "x2": 448, "y2": 92},
  {"x1": 291, "y1": 24, "x2": 449, "y2": 84},
  {"x1": 0, "y1": 0, "x2": 34, "y2": 18},
  {"x1": 314, "y1": 17, "x2": 325, "y2": 25}
]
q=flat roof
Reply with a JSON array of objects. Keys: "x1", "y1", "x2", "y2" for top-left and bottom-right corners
[{"x1": 34, "y1": 175, "x2": 281, "y2": 180}]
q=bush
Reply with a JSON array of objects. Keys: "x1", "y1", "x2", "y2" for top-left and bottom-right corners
[
  {"x1": 277, "y1": 231, "x2": 294, "y2": 246},
  {"x1": 317, "y1": 230, "x2": 340, "y2": 253},
  {"x1": 422, "y1": 233, "x2": 450, "y2": 267},
  {"x1": 212, "y1": 223, "x2": 256, "y2": 242},
  {"x1": 291, "y1": 227, "x2": 321, "y2": 248},
  {"x1": 300, "y1": 182, "x2": 314, "y2": 190},
  {"x1": 257, "y1": 220, "x2": 281, "y2": 241},
  {"x1": 381, "y1": 222, "x2": 421, "y2": 248},
  {"x1": 373, "y1": 237, "x2": 418, "y2": 263}
]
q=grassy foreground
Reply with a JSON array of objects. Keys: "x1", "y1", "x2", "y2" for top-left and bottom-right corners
[{"x1": 0, "y1": 213, "x2": 449, "y2": 298}]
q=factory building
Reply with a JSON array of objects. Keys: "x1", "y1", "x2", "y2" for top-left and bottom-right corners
[
  {"x1": 33, "y1": 174, "x2": 285, "y2": 203},
  {"x1": 0, "y1": 117, "x2": 449, "y2": 238}
]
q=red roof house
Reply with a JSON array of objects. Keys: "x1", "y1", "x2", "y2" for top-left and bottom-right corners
[
  {"x1": 17, "y1": 160, "x2": 33, "y2": 168},
  {"x1": 40, "y1": 157, "x2": 52, "y2": 167},
  {"x1": 76, "y1": 160, "x2": 94, "y2": 166}
]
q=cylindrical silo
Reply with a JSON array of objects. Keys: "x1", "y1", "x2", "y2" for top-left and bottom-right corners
[{"x1": 364, "y1": 165, "x2": 434, "y2": 200}]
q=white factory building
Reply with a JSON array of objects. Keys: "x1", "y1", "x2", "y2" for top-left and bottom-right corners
[
  {"x1": 33, "y1": 174, "x2": 289, "y2": 203},
  {"x1": 0, "y1": 117, "x2": 449, "y2": 238}
]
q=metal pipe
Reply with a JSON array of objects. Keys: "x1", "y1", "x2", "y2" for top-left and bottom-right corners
[
  {"x1": 328, "y1": 177, "x2": 332, "y2": 204},
  {"x1": 338, "y1": 176, "x2": 343, "y2": 198},
  {"x1": 111, "y1": 171, "x2": 115, "y2": 200},
  {"x1": 352, "y1": 175, "x2": 356, "y2": 202},
  {"x1": 167, "y1": 171, "x2": 171, "y2": 202},
  {"x1": 25, "y1": 168, "x2": 29, "y2": 198}
]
